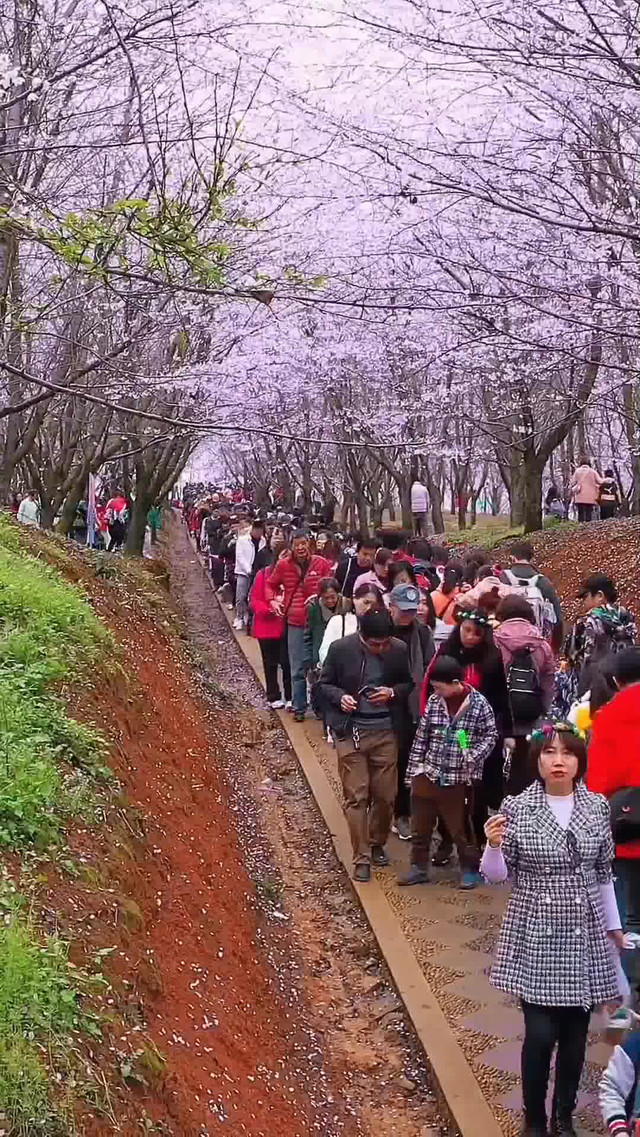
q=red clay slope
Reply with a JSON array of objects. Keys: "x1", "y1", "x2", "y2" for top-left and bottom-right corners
[{"x1": 23, "y1": 534, "x2": 355, "y2": 1137}]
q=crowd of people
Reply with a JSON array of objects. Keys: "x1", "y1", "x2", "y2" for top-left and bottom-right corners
[
  {"x1": 183, "y1": 485, "x2": 640, "y2": 1137},
  {"x1": 10, "y1": 488, "x2": 162, "y2": 551}
]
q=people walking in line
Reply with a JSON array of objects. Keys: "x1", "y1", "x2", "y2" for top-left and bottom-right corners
[
  {"x1": 318, "y1": 583, "x2": 385, "y2": 666},
  {"x1": 319, "y1": 607, "x2": 414, "y2": 882},
  {"x1": 234, "y1": 519, "x2": 267, "y2": 630},
  {"x1": 499, "y1": 541, "x2": 564, "y2": 650},
  {"x1": 265, "y1": 528, "x2": 331, "y2": 722},
  {"x1": 411, "y1": 477, "x2": 430, "y2": 536},
  {"x1": 482, "y1": 723, "x2": 622, "y2": 1137},
  {"x1": 335, "y1": 537, "x2": 379, "y2": 600},
  {"x1": 599, "y1": 470, "x2": 621, "y2": 520},
  {"x1": 570, "y1": 458, "x2": 603, "y2": 523},
  {"x1": 399, "y1": 655, "x2": 497, "y2": 891},
  {"x1": 421, "y1": 609, "x2": 512, "y2": 850},
  {"x1": 249, "y1": 553, "x2": 292, "y2": 710},
  {"x1": 388, "y1": 583, "x2": 435, "y2": 841},
  {"x1": 493, "y1": 595, "x2": 556, "y2": 796},
  {"x1": 17, "y1": 491, "x2": 40, "y2": 528}
]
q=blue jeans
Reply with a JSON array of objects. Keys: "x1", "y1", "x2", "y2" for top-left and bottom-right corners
[{"x1": 287, "y1": 625, "x2": 307, "y2": 713}]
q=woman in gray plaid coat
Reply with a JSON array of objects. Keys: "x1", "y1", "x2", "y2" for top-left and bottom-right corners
[{"x1": 482, "y1": 723, "x2": 623, "y2": 1137}]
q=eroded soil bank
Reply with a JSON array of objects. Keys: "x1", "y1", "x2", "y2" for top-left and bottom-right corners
[{"x1": 19, "y1": 514, "x2": 444, "y2": 1136}]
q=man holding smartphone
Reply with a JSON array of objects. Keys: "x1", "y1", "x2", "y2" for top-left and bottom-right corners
[{"x1": 318, "y1": 608, "x2": 414, "y2": 881}]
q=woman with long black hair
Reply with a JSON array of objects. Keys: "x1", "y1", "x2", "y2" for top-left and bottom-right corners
[{"x1": 421, "y1": 609, "x2": 512, "y2": 851}]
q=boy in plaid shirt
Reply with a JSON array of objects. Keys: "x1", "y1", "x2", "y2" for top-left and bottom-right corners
[{"x1": 398, "y1": 655, "x2": 497, "y2": 891}]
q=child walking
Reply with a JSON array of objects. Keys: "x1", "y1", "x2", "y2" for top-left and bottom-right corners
[{"x1": 398, "y1": 655, "x2": 497, "y2": 890}]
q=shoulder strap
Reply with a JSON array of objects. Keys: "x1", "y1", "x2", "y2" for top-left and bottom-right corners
[{"x1": 283, "y1": 560, "x2": 311, "y2": 621}]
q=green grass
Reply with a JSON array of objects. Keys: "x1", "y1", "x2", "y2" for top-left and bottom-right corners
[
  {"x1": 0, "y1": 916, "x2": 92, "y2": 1133},
  {"x1": 0, "y1": 535, "x2": 113, "y2": 850},
  {"x1": 0, "y1": 518, "x2": 122, "y2": 1129}
]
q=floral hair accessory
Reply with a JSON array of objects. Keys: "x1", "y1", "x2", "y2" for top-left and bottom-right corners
[
  {"x1": 529, "y1": 720, "x2": 587, "y2": 743},
  {"x1": 456, "y1": 607, "x2": 491, "y2": 627}
]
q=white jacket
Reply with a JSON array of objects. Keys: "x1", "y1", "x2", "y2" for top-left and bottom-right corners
[
  {"x1": 17, "y1": 499, "x2": 39, "y2": 527},
  {"x1": 235, "y1": 532, "x2": 266, "y2": 576},
  {"x1": 411, "y1": 481, "x2": 428, "y2": 513},
  {"x1": 318, "y1": 612, "x2": 357, "y2": 666}
]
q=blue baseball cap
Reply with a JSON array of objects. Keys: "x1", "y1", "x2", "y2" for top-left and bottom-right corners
[{"x1": 389, "y1": 583, "x2": 420, "y2": 611}]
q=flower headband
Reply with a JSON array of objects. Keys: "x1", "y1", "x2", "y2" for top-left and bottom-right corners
[
  {"x1": 456, "y1": 608, "x2": 491, "y2": 627},
  {"x1": 529, "y1": 720, "x2": 587, "y2": 743}
]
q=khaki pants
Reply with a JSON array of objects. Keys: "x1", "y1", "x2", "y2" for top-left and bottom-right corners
[
  {"x1": 335, "y1": 730, "x2": 398, "y2": 865},
  {"x1": 410, "y1": 775, "x2": 479, "y2": 871}
]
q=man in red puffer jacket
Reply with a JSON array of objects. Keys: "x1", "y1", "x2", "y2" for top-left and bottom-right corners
[
  {"x1": 588, "y1": 647, "x2": 640, "y2": 939},
  {"x1": 265, "y1": 529, "x2": 331, "y2": 721}
]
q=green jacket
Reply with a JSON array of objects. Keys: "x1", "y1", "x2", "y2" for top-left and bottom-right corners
[{"x1": 303, "y1": 598, "x2": 347, "y2": 670}]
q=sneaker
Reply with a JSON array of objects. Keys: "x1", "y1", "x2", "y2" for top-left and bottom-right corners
[
  {"x1": 293, "y1": 710, "x2": 306, "y2": 723},
  {"x1": 398, "y1": 865, "x2": 429, "y2": 886},
  {"x1": 371, "y1": 844, "x2": 390, "y2": 867},
  {"x1": 232, "y1": 617, "x2": 243, "y2": 630},
  {"x1": 432, "y1": 845, "x2": 453, "y2": 867},
  {"x1": 285, "y1": 701, "x2": 293, "y2": 712},
  {"x1": 226, "y1": 604, "x2": 234, "y2": 611},
  {"x1": 395, "y1": 816, "x2": 411, "y2": 841},
  {"x1": 459, "y1": 870, "x2": 482, "y2": 891},
  {"x1": 353, "y1": 864, "x2": 371, "y2": 883},
  {"x1": 269, "y1": 700, "x2": 285, "y2": 710}
]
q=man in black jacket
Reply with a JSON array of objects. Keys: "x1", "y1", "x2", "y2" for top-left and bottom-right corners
[
  {"x1": 335, "y1": 537, "x2": 379, "y2": 600},
  {"x1": 319, "y1": 608, "x2": 414, "y2": 882}
]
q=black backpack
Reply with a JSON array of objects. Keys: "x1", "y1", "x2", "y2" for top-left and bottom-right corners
[
  {"x1": 609, "y1": 787, "x2": 640, "y2": 845},
  {"x1": 507, "y1": 647, "x2": 544, "y2": 724}
]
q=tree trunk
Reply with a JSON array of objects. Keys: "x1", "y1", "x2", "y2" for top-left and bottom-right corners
[
  {"x1": 523, "y1": 459, "x2": 544, "y2": 533},
  {"x1": 125, "y1": 490, "x2": 151, "y2": 556},
  {"x1": 39, "y1": 500, "x2": 55, "y2": 530},
  {"x1": 400, "y1": 479, "x2": 412, "y2": 530},
  {"x1": 424, "y1": 464, "x2": 445, "y2": 534},
  {"x1": 510, "y1": 462, "x2": 526, "y2": 526},
  {"x1": 623, "y1": 383, "x2": 640, "y2": 516},
  {"x1": 57, "y1": 479, "x2": 86, "y2": 537}
]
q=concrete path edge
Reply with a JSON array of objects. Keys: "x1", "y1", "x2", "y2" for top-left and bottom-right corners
[{"x1": 191, "y1": 546, "x2": 502, "y2": 1137}]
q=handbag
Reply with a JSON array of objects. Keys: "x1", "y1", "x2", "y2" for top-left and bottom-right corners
[{"x1": 609, "y1": 786, "x2": 640, "y2": 844}]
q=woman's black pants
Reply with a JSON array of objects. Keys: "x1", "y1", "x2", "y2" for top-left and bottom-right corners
[
  {"x1": 521, "y1": 1001, "x2": 590, "y2": 1128},
  {"x1": 259, "y1": 637, "x2": 292, "y2": 704}
]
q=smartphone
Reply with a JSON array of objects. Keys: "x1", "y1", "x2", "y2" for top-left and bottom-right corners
[{"x1": 358, "y1": 685, "x2": 378, "y2": 699}]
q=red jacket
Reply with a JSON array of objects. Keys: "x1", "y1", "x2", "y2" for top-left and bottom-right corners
[
  {"x1": 265, "y1": 554, "x2": 332, "y2": 628},
  {"x1": 249, "y1": 567, "x2": 285, "y2": 640},
  {"x1": 587, "y1": 683, "x2": 640, "y2": 859}
]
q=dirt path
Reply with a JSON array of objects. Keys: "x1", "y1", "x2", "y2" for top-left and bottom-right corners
[{"x1": 168, "y1": 517, "x2": 444, "y2": 1137}]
